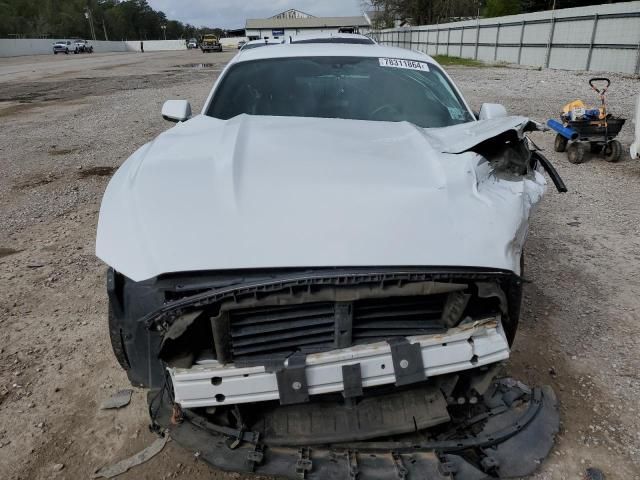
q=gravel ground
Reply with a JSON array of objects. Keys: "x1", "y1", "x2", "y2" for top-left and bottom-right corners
[{"x1": 0, "y1": 51, "x2": 639, "y2": 480}]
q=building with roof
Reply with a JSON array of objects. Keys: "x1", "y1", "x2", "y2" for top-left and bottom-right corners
[
  {"x1": 245, "y1": 9, "x2": 371, "y2": 41},
  {"x1": 271, "y1": 9, "x2": 314, "y2": 20}
]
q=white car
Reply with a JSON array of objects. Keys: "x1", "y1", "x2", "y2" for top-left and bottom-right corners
[
  {"x1": 52, "y1": 40, "x2": 73, "y2": 54},
  {"x1": 97, "y1": 43, "x2": 563, "y2": 479},
  {"x1": 187, "y1": 38, "x2": 198, "y2": 49}
]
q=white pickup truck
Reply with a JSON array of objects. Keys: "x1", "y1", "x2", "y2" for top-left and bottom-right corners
[{"x1": 52, "y1": 40, "x2": 72, "y2": 54}]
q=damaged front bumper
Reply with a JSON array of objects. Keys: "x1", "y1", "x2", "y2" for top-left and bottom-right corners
[
  {"x1": 112, "y1": 268, "x2": 559, "y2": 478},
  {"x1": 153, "y1": 375, "x2": 559, "y2": 479}
]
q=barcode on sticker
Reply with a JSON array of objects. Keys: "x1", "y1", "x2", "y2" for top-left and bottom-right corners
[{"x1": 379, "y1": 58, "x2": 430, "y2": 71}]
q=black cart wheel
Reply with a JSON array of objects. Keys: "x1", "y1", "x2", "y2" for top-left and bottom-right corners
[
  {"x1": 554, "y1": 134, "x2": 568, "y2": 152},
  {"x1": 604, "y1": 140, "x2": 622, "y2": 162},
  {"x1": 567, "y1": 143, "x2": 586, "y2": 164}
]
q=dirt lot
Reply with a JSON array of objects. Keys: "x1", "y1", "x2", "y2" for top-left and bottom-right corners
[{"x1": 0, "y1": 50, "x2": 639, "y2": 480}]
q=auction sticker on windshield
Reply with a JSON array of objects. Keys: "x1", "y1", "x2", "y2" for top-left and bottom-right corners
[{"x1": 379, "y1": 58, "x2": 430, "y2": 71}]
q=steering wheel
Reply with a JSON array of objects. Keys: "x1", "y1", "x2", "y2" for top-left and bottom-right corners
[{"x1": 369, "y1": 104, "x2": 400, "y2": 120}]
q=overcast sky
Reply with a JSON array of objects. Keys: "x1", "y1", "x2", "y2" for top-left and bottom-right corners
[{"x1": 147, "y1": 0, "x2": 364, "y2": 29}]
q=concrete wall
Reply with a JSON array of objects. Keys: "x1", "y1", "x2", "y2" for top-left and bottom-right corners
[
  {"x1": 220, "y1": 37, "x2": 248, "y2": 48},
  {"x1": 0, "y1": 38, "x2": 185, "y2": 57},
  {"x1": 0, "y1": 38, "x2": 126, "y2": 56},
  {"x1": 125, "y1": 40, "x2": 186, "y2": 52},
  {"x1": 373, "y1": 1, "x2": 640, "y2": 74}
]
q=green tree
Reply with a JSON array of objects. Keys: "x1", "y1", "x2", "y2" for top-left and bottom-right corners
[
  {"x1": 484, "y1": 0, "x2": 521, "y2": 17},
  {"x1": 0, "y1": 0, "x2": 219, "y2": 40}
]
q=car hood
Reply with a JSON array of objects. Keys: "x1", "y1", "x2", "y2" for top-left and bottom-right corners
[{"x1": 96, "y1": 114, "x2": 546, "y2": 281}]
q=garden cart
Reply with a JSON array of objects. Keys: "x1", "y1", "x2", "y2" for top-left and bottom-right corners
[{"x1": 548, "y1": 77, "x2": 626, "y2": 164}]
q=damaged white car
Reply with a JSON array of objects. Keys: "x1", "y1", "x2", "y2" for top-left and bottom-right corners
[{"x1": 97, "y1": 44, "x2": 566, "y2": 479}]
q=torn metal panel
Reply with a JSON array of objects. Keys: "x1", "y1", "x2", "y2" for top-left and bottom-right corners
[{"x1": 422, "y1": 115, "x2": 535, "y2": 154}]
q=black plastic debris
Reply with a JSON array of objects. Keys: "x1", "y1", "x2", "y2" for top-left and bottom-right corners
[{"x1": 151, "y1": 375, "x2": 560, "y2": 480}]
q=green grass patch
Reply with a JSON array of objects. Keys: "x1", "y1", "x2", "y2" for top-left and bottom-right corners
[{"x1": 432, "y1": 55, "x2": 485, "y2": 67}]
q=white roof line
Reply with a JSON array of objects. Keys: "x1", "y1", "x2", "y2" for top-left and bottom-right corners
[{"x1": 231, "y1": 43, "x2": 435, "y2": 64}]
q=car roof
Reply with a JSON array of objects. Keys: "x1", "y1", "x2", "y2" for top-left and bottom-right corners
[
  {"x1": 233, "y1": 43, "x2": 435, "y2": 64},
  {"x1": 289, "y1": 32, "x2": 376, "y2": 45},
  {"x1": 246, "y1": 39, "x2": 283, "y2": 45}
]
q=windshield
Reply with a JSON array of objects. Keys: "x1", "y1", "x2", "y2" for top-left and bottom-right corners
[{"x1": 207, "y1": 56, "x2": 473, "y2": 128}]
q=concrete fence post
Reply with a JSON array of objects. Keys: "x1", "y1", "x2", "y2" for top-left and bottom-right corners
[
  {"x1": 494, "y1": 23, "x2": 501, "y2": 61},
  {"x1": 544, "y1": 16, "x2": 556, "y2": 68},
  {"x1": 635, "y1": 40, "x2": 640, "y2": 75},
  {"x1": 459, "y1": 26, "x2": 464, "y2": 57},
  {"x1": 446, "y1": 28, "x2": 451, "y2": 56},
  {"x1": 517, "y1": 20, "x2": 525, "y2": 65},
  {"x1": 474, "y1": 22, "x2": 480, "y2": 60},
  {"x1": 585, "y1": 14, "x2": 599, "y2": 71}
]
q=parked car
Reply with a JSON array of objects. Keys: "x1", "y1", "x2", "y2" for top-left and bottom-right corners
[
  {"x1": 52, "y1": 40, "x2": 73, "y2": 54},
  {"x1": 97, "y1": 43, "x2": 565, "y2": 480},
  {"x1": 200, "y1": 34, "x2": 222, "y2": 53},
  {"x1": 187, "y1": 38, "x2": 198, "y2": 49},
  {"x1": 237, "y1": 39, "x2": 247, "y2": 49},
  {"x1": 73, "y1": 39, "x2": 93, "y2": 54}
]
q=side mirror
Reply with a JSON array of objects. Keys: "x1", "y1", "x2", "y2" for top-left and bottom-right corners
[
  {"x1": 478, "y1": 103, "x2": 507, "y2": 120},
  {"x1": 162, "y1": 100, "x2": 192, "y2": 123}
]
